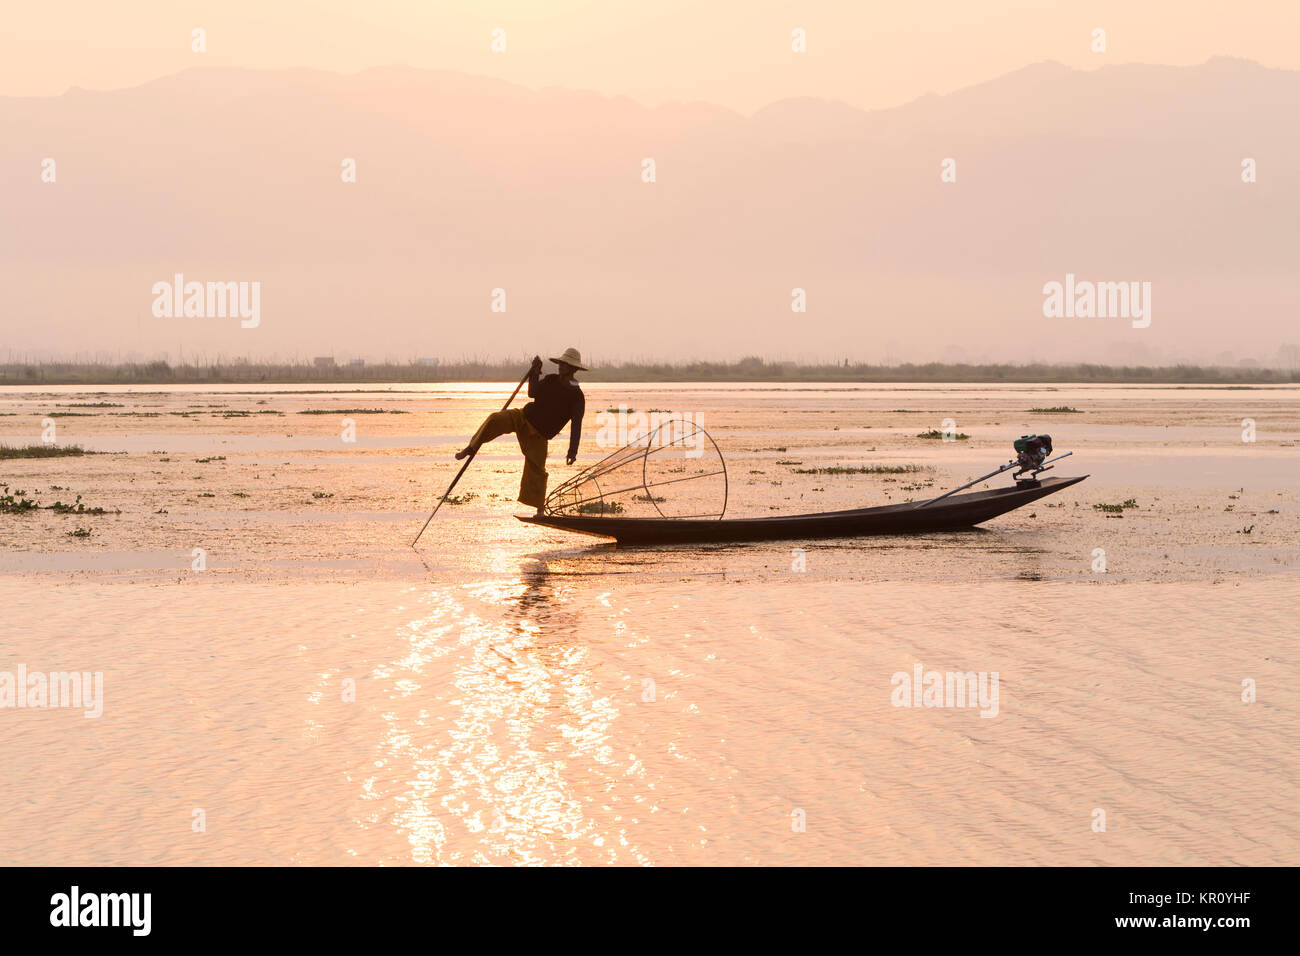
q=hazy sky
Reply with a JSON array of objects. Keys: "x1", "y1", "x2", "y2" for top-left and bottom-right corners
[
  {"x1": 4, "y1": 2, "x2": 1298, "y2": 366},
  {"x1": 4, "y1": 1, "x2": 1300, "y2": 112}
]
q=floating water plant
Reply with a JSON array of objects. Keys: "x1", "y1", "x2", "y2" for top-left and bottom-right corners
[
  {"x1": 1093, "y1": 498, "x2": 1138, "y2": 513},
  {"x1": 793, "y1": 464, "x2": 923, "y2": 475},
  {"x1": 0, "y1": 444, "x2": 86, "y2": 459},
  {"x1": 297, "y1": 408, "x2": 406, "y2": 415},
  {"x1": 50, "y1": 495, "x2": 119, "y2": 515},
  {"x1": 1, "y1": 487, "x2": 38, "y2": 514},
  {"x1": 916, "y1": 430, "x2": 969, "y2": 440}
]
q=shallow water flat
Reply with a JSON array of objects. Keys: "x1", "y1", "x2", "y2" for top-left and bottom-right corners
[
  {"x1": 0, "y1": 576, "x2": 1293, "y2": 866},
  {"x1": 0, "y1": 382, "x2": 1296, "y2": 865}
]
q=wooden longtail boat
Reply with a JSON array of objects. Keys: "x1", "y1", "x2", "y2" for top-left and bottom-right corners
[
  {"x1": 518, "y1": 424, "x2": 1085, "y2": 545},
  {"x1": 518, "y1": 474, "x2": 1088, "y2": 545}
]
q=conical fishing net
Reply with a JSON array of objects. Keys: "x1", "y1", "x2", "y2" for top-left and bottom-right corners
[{"x1": 545, "y1": 419, "x2": 728, "y2": 519}]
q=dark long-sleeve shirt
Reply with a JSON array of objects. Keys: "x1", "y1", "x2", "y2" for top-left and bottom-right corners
[{"x1": 523, "y1": 370, "x2": 584, "y2": 459}]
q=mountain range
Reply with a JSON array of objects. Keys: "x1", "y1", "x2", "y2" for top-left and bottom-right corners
[{"x1": 1, "y1": 57, "x2": 1296, "y2": 366}]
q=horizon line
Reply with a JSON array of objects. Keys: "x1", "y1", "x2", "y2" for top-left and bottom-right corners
[{"x1": 8, "y1": 54, "x2": 1285, "y2": 119}]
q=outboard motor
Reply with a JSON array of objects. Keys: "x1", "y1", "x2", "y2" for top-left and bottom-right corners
[
  {"x1": 914, "y1": 435, "x2": 1073, "y2": 506},
  {"x1": 1013, "y1": 434, "x2": 1053, "y2": 481}
]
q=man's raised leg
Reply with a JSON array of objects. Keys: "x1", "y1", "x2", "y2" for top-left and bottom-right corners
[{"x1": 456, "y1": 410, "x2": 517, "y2": 459}]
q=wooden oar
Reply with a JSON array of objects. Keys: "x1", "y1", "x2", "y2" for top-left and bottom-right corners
[{"x1": 411, "y1": 365, "x2": 533, "y2": 547}]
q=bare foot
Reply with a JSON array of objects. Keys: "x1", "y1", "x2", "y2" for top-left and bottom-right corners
[{"x1": 454, "y1": 447, "x2": 473, "y2": 460}]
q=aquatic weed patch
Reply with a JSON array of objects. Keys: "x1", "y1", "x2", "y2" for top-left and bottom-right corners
[
  {"x1": 297, "y1": 408, "x2": 408, "y2": 415},
  {"x1": 916, "y1": 429, "x2": 969, "y2": 440},
  {"x1": 793, "y1": 464, "x2": 925, "y2": 475},
  {"x1": 49, "y1": 494, "x2": 121, "y2": 516},
  {"x1": 0, "y1": 444, "x2": 87, "y2": 459},
  {"x1": 1, "y1": 487, "x2": 39, "y2": 513},
  {"x1": 2, "y1": 485, "x2": 119, "y2": 516}
]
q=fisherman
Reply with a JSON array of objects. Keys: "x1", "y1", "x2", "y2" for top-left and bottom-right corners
[{"x1": 455, "y1": 347, "x2": 587, "y2": 516}]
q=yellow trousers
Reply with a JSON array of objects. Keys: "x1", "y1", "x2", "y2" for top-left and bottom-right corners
[{"x1": 468, "y1": 408, "x2": 549, "y2": 508}]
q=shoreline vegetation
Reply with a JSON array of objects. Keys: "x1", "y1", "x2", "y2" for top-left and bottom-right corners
[{"x1": 1, "y1": 358, "x2": 1298, "y2": 386}]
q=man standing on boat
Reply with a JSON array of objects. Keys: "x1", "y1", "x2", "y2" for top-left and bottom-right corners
[{"x1": 455, "y1": 347, "x2": 587, "y2": 516}]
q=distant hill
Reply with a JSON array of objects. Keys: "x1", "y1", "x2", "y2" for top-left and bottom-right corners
[{"x1": 2, "y1": 59, "x2": 1297, "y2": 365}]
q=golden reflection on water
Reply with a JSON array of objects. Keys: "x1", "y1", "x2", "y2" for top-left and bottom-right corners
[{"x1": 369, "y1": 557, "x2": 646, "y2": 865}]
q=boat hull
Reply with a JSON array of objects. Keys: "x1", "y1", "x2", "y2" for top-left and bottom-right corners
[{"x1": 517, "y1": 475, "x2": 1089, "y2": 545}]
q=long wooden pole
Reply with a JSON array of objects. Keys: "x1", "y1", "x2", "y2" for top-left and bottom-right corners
[{"x1": 411, "y1": 366, "x2": 533, "y2": 547}]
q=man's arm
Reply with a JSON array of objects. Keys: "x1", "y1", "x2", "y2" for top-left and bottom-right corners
[
  {"x1": 526, "y1": 355, "x2": 543, "y2": 396},
  {"x1": 566, "y1": 391, "x2": 585, "y2": 464}
]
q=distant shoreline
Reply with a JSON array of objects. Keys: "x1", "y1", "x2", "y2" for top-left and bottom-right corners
[{"x1": 1, "y1": 360, "x2": 1296, "y2": 387}]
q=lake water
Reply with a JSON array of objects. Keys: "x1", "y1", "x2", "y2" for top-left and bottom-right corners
[{"x1": 1, "y1": 382, "x2": 1296, "y2": 864}]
